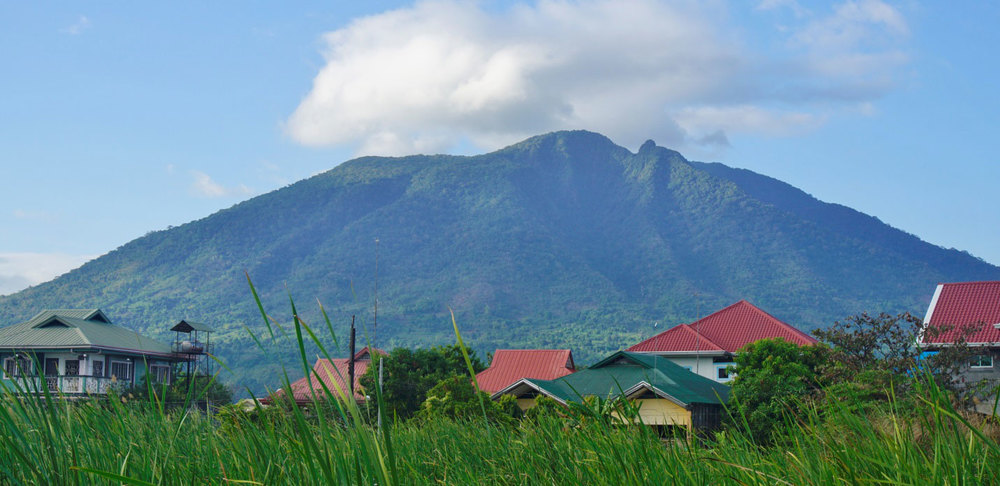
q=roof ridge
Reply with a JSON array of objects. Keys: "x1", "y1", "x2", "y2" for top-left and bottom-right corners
[
  {"x1": 697, "y1": 300, "x2": 814, "y2": 343},
  {"x1": 678, "y1": 323, "x2": 726, "y2": 350}
]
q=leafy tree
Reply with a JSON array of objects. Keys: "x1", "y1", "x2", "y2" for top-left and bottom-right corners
[
  {"x1": 813, "y1": 312, "x2": 978, "y2": 406},
  {"x1": 415, "y1": 375, "x2": 518, "y2": 425},
  {"x1": 359, "y1": 344, "x2": 485, "y2": 421},
  {"x1": 728, "y1": 338, "x2": 829, "y2": 444}
]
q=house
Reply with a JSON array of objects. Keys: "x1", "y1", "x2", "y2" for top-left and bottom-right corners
[
  {"x1": 475, "y1": 349, "x2": 575, "y2": 395},
  {"x1": 496, "y1": 351, "x2": 730, "y2": 430},
  {"x1": 627, "y1": 300, "x2": 817, "y2": 382},
  {"x1": 919, "y1": 281, "x2": 1000, "y2": 385},
  {"x1": 0, "y1": 309, "x2": 186, "y2": 395},
  {"x1": 271, "y1": 347, "x2": 383, "y2": 406}
]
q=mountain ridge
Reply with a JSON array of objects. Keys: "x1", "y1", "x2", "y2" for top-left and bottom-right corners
[{"x1": 2, "y1": 130, "x2": 997, "y2": 392}]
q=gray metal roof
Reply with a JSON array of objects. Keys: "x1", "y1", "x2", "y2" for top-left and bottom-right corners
[
  {"x1": 0, "y1": 310, "x2": 173, "y2": 356},
  {"x1": 170, "y1": 320, "x2": 212, "y2": 333}
]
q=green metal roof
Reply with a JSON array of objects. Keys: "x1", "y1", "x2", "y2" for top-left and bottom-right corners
[
  {"x1": 523, "y1": 351, "x2": 730, "y2": 407},
  {"x1": 24, "y1": 309, "x2": 109, "y2": 326},
  {"x1": 0, "y1": 310, "x2": 173, "y2": 356}
]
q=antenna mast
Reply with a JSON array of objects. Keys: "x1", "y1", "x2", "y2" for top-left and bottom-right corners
[{"x1": 373, "y1": 237, "x2": 379, "y2": 349}]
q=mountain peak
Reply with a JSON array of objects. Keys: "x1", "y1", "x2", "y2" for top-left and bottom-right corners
[{"x1": 639, "y1": 139, "x2": 657, "y2": 153}]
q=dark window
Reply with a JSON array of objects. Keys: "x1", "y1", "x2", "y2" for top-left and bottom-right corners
[
  {"x1": 110, "y1": 361, "x2": 133, "y2": 381},
  {"x1": 717, "y1": 367, "x2": 728, "y2": 379},
  {"x1": 65, "y1": 360, "x2": 79, "y2": 376},
  {"x1": 150, "y1": 365, "x2": 171, "y2": 384},
  {"x1": 3, "y1": 357, "x2": 32, "y2": 377},
  {"x1": 92, "y1": 361, "x2": 104, "y2": 377},
  {"x1": 45, "y1": 358, "x2": 59, "y2": 376},
  {"x1": 970, "y1": 355, "x2": 994, "y2": 368}
]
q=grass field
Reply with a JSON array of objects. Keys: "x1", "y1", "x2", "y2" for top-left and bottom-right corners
[
  {"x1": 0, "y1": 290, "x2": 995, "y2": 484},
  {"x1": 0, "y1": 378, "x2": 996, "y2": 485}
]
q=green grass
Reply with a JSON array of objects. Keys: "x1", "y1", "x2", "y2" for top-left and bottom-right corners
[
  {"x1": 0, "y1": 289, "x2": 995, "y2": 484},
  {"x1": 0, "y1": 388, "x2": 995, "y2": 485}
]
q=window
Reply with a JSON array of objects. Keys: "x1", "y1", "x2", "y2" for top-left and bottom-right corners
[
  {"x1": 715, "y1": 363, "x2": 735, "y2": 382},
  {"x1": 970, "y1": 355, "x2": 994, "y2": 369},
  {"x1": 64, "y1": 360, "x2": 79, "y2": 376},
  {"x1": 150, "y1": 365, "x2": 171, "y2": 384},
  {"x1": 92, "y1": 361, "x2": 104, "y2": 377},
  {"x1": 110, "y1": 361, "x2": 133, "y2": 382},
  {"x1": 3, "y1": 357, "x2": 32, "y2": 378}
]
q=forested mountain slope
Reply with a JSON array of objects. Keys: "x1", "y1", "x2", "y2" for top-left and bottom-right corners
[{"x1": 2, "y1": 131, "x2": 996, "y2": 393}]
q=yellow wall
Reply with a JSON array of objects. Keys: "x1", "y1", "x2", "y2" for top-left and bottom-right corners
[
  {"x1": 510, "y1": 395, "x2": 690, "y2": 427},
  {"x1": 627, "y1": 398, "x2": 690, "y2": 427},
  {"x1": 516, "y1": 398, "x2": 538, "y2": 411}
]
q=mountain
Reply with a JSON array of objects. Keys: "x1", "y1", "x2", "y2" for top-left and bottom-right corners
[{"x1": 2, "y1": 131, "x2": 997, "y2": 393}]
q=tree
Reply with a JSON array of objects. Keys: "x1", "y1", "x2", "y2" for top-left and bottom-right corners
[
  {"x1": 416, "y1": 375, "x2": 519, "y2": 425},
  {"x1": 359, "y1": 344, "x2": 485, "y2": 421},
  {"x1": 728, "y1": 338, "x2": 829, "y2": 444},
  {"x1": 812, "y1": 311, "x2": 978, "y2": 406}
]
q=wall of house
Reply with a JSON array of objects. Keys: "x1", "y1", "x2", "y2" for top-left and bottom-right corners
[
  {"x1": 627, "y1": 398, "x2": 690, "y2": 426},
  {"x1": 661, "y1": 356, "x2": 736, "y2": 383},
  {"x1": 957, "y1": 348, "x2": 1000, "y2": 397},
  {"x1": 0, "y1": 351, "x2": 174, "y2": 394},
  {"x1": 516, "y1": 398, "x2": 538, "y2": 411}
]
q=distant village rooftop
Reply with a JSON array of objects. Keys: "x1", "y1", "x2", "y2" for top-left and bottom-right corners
[
  {"x1": 475, "y1": 349, "x2": 575, "y2": 395},
  {"x1": 921, "y1": 281, "x2": 1000, "y2": 346},
  {"x1": 628, "y1": 300, "x2": 817, "y2": 354}
]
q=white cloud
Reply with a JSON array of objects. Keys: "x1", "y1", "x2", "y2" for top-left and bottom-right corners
[
  {"x1": 189, "y1": 170, "x2": 253, "y2": 198},
  {"x1": 674, "y1": 105, "x2": 825, "y2": 137},
  {"x1": 0, "y1": 253, "x2": 95, "y2": 296},
  {"x1": 11, "y1": 209, "x2": 56, "y2": 222},
  {"x1": 61, "y1": 15, "x2": 91, "y2": 35},
  {"x1": 287, "y1": 0, "x2": 910, "y2": 155}
]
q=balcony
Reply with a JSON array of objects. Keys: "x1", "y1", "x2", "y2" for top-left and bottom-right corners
[{"x1": 5, "y1": 375, "x2": 128, "y2": 396}]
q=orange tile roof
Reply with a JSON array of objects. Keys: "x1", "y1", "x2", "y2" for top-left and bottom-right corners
[
  {"x1": 273, "y1": 347, "x2": 383, "y2": 404},
  {"x1": 628, "y1": 300, "x2": 816, "y2": 353},
  {"x1": 921, "y1": 281, "x2": 1000, "y2": 345},
  {"x1": 475, "y1": 349, "x2": 576, "y2": 394}
]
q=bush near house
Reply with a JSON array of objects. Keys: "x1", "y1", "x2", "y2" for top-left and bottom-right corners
[
  {"x1": 358, "y1": 344, "x2": 485, "y2": 421},
  {"x1": 727, "y1": 338, "x2": 829, "y2": 444}
]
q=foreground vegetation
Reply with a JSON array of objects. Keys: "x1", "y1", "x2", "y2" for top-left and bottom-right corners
[
  {"x1": 0, "y1": 375, "x2": 995, "y2": 485},
  {"x1": 0, "y1": 291, "x2": 996, "y2": 485}
]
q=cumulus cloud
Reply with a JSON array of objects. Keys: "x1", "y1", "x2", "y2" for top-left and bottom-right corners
[
  {"x1": 0, "y1": 253, "x2": 95, "y2": 296},
  {"x1": 189, "y1": 170, "x2": 253, "y2": 198},
  {"x1": 287, "y1": 0, "x2": 909, "y2": 155}
]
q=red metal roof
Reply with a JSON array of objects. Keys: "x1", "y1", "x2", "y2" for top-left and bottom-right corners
[
  {"x1": 475, "y1": 349, "x2": 576, "y2": 394},
  {"x1": 627, "y1": 300, "x2": 817, "y2": 353},
  {"x1": 921, "y1": 281, "x2": 1000, "y2": 345}
]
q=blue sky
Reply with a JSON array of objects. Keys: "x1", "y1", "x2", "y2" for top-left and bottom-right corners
[{"x1": 1, "y1": 1, "x2": 998, "y2": 295}]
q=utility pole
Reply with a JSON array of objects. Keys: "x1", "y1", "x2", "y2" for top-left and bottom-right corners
[
  {"x1": 373, "y1": 237, "x2": 379, "y2": 350},
  {"x1": 348, "y1": 315, "x2": 356, "y2": 399},
  {"x1": 694, "y1": 291, "x2": 701, "y2": 377}
]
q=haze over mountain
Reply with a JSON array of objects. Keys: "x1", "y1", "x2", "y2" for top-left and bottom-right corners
[{"x1": 2, "y1": 131, "x2": 997, "y2": 393}]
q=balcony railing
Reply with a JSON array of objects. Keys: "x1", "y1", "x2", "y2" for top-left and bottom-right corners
[{"x1": 5, "y1": 375, "x2": 129, "y2": 395}]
